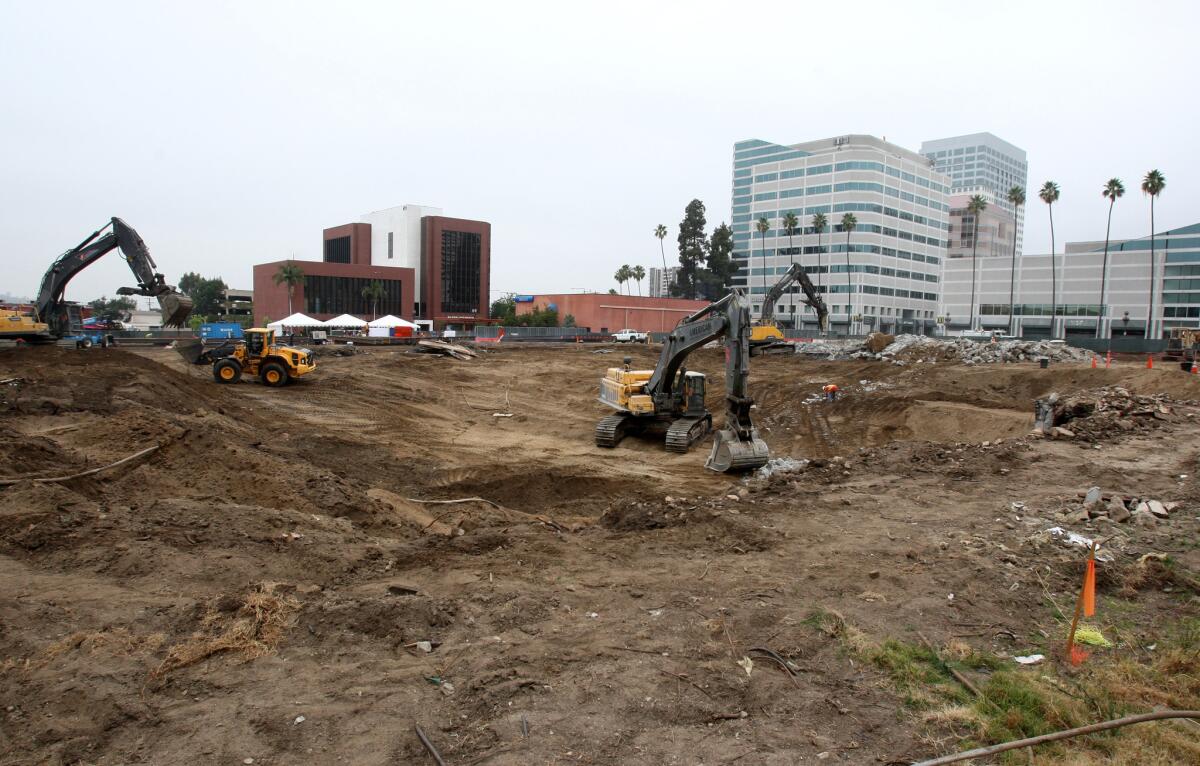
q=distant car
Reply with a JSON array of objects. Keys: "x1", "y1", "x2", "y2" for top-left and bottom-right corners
[{"x1": 612, "y1": 329, "x2": 647, "y2": 343}]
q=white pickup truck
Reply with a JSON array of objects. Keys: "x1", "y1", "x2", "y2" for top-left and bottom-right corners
[{"x1": 611, "y1": 328, "x2": 648, "y2": 343}]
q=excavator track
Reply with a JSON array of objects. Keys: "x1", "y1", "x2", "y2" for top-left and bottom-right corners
[
  {"x1": 665, "y1": 415, "x2": 712, "y2": 453},
  {"x1": 595, "y1": 414, "x2": 633, "y2": 448}
]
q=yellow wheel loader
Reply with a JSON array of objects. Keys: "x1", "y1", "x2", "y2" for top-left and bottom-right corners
[
  {"x1": 176, "y1": 328, "x2": 315, "y2": 386},
  {"x1": 595, "y1": 289, "x2": 769, "y2": 472}
]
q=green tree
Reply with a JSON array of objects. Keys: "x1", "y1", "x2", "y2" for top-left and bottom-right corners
[
  {"x1": 755, "y1": 217, "x2": 770, "y2": 307},
  {"x1": 272, "y1": 261, "x2": 305, "y2": 316},
  {"x1": 490, "y1": 294, "x2": 517, "y2": 323},
  {"x1": 360, "y1": 280, "x2": 386, "y2": 319},
  {"x1": 1098, "y1": 178, "x2": 1125, "y2": 338},
  {"x1": 562, "y1": 314, "x2": 577, "y2": 327},
  {"x1": 87, "y1": 295, "x2": 136, "y2": 322},
  {"x1": 677, "y1": 199, "x2": 708, "y2": 299},
  {"x1": 654, "y1": 224, "x2": 669, "y2": 295},
  {"x1": 782, "y1": 211, "x2": 799, "y2": 269},
  {"x1": 1142, "y1": 169, "x2": 1166, "y2": 339},
  {"x1": 179, "y1": 272, "x2": 228, "y2": 319},
  {"x1": 840, "y1": 213, "x2": 857, "y2": 333},
  {"x1": 1038, "y1": 182, "x2": 1061, "y2": 338},
  {"x1": 614, "y1": 265, "x2": 630, "y2": 295},
  {"x1": 812, "y1": 212, "x2": 828, "y2": 308},
  {"x1": 1006, "y1": 186, "x2": 1025, "y2": 336},
  {"x1": 706, "y1": 223, "x2": 737, "y2": 299},
  {"x1": 966, "y1": 194, "x2": 988, "y2": 330},
  {"x1": 607, "y1": 288, "x2": 618, "y2": 295},
  {"x1": 631, "y1": 265, "x2": 646, "y2": 296}
]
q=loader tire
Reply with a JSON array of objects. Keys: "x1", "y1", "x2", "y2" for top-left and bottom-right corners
[
  {"x1": 261, "y1": 361, "x2": 289, "y2": 387},
  {"x1": 213, "y1": 358, "x2": 242, "y2": 384}
]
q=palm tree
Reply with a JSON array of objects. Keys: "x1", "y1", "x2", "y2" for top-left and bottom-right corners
[
  {"x1": 755, "y1": 217, "x2": 771, "y2": 306},
  {"x1": 631, "y1": 265, "x2": 646, "y2": 296},
  {"x1": 812, "y1": 212, "x2": 828, "y2": 307},
  {"x1": 782, "y1": 212, "x2": 799, "y2": 268},
  {"x1": 1006, "y1": 186, "x2": 1025, "y2": 336},
  {"x1": 966, "y1": 195, "x2": 988, "y2": 330},
  {"x1": 1038, "y1": 182, "x2": 1061, "y2": 338},
  {"x1": 841, "y1": 213, "x2": 857, "y2": 333},
  {"x1": 614, "y1": 267, "x2": 627, "y2": 295},
  {"x1": 360, "y1": 280, "x2": 386, "y2": 320},
  {"x1": 654, "y1": 224, "x2": 669, "y2": 296},
  {"x1": 1098, "y1": 178, "x2": 1125, "y2": 339},
  {"x1": 1142, "y1": 170, "x2": 1166, "y2": 339},
  {"x1": 273, "y1": 261, "x2": 305, "y2": 315}
]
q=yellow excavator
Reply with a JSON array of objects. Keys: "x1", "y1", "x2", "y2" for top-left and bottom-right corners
[
  {"x1": 175, "y1": 328, "x2": 316, "y2": 386},
  {"x1": 750, "y1": 262, "x2": 828, "y2": 353},
  {"x1": 595, "y1": 289, "x2": 769, "y2": 472}
]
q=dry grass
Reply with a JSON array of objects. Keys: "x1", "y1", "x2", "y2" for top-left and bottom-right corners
[
  {"x1": 151, "y1": 582, "x2": 299, "y2": 680},
  {"x1": 1, "y1": 628, "x2": 165, "y2": 673}
]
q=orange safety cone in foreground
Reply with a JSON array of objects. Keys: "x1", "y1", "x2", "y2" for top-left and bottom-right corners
[
  {"x1": 1191, "y1": 362, "x2": 1198, "y2": 375},
  {"x1": 1091, "y1": 356, "x2": 1098, "y2": 369},
  {"x1": 1146, "y1": 355, "x2": 1154, "y2": 369},
  {"x1": 1105, "y1": 350, "x2": 1112, "y2": 369},
  {"x1": 1066, "y1": 543, "x2": 1099, "y2": 665}
]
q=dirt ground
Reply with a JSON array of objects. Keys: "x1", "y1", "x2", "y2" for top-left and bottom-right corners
[{"x1": 0, "y1": 343, "x2": 1197, "y2": 765}]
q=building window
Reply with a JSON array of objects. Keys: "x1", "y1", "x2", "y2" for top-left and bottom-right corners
[
  {"x1": 388, "y1": 232, "x2": 394, "y2": 259},
  {"x1": 304, "y1": 275, "x2": 402, "y2": 316},
  {"x1": 324, "y1": 236, "x2": 351, "y2": 264},
  {"x1": 440, "y1": 230, "x2": 481, "y2": 314}
]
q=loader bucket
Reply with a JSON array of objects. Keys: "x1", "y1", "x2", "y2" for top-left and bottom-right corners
[
  {"x1": 158, "y1": 291, "x2": 193, "y2": 328},
  {"x1": 174, "y1": 338, "x2": 206, "y2": 365},
  {"x1": 705, "y1": 429, "x2": 769, "y2": 473}
]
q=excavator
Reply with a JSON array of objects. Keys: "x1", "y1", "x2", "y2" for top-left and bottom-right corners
[
  {"x1": 2, "y1": 218, "x2": 192, "y2": 342},
  {"x1": 750, "y1": 262, "x2": 829, "y2": 354},
  {"x1": 595, "y1": 289, "x2": 770, "y2": 472}
]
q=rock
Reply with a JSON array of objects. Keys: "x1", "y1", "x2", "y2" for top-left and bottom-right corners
[
  {"x1": 1108, "y1": 497, "x2": 1130, "y2": 523},
  {"x1": 868, "y1": 570, "x2": 880, "y2": 579},
  {"x1": 1164, "y1": 501, "x2": 1180, "y2": 512},
  {"x1": 726, "y1": 494, "x2": 740, "y2": 502},
  {"x1": 1052, "y1": 426, "x2": 1076, "y2": 439},
  {"x1": 1083, "y1": 487, "x2": 1102, "y2": 505},
  {"x1": 1147, "y1": 500, "x2": 1169, "y2": 518},
  {"x1": 1135, "y1": 501, "x2": 1151, "y2": 515},
  {"x1": 1064, "y1": 508, "x2": 1090, "y2": 524},
  {"x1": 1132, "y1": 510, "x2": 1158, "y2": 528},
  {"x1": 736, "y1": 488, "x2": 750, "y2": 499}
]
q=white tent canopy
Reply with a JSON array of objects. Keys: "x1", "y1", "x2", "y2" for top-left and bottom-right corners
[
  {"x1": 266, "y1": 312, "x2": 324, "y2": 328},
  {"x1": 323, "y1": 313, "x2": 369, "y2": 327},
  {"x1": 368, "y1": 314, "x2": 418, "y2": 329}
]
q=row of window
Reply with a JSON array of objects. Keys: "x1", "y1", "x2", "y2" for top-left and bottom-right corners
[
  {"x1": 1165, "y1": 307, "x2": 1200, "y2": 318},
  {"x1": 742, "y1": 262, "x2": 937, "y2": 281},
  {"x1": 1166, "y1": 265, "x2": 1200, "y2": 277},
  {"x1": 735, "y1": 245, "x2": 942, "y2": 266},
  {"x1": 735, "y1": 154, "x2": 949, "y2": 193},
  {"x1": 1163, "y1": 293, "x2": 1200, "y2": 305},
  {"x1": 976, "y1": 303, "x2": 1102, "y2": 317},
  {"x1": 1163, "y1": 278, "x2": 1200, "y2": 291},
  {"x1": 744, "y1": 182, "x2": 948, "y2": 213}
]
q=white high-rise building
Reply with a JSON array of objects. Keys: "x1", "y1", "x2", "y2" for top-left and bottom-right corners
[
  {"x1": 648, "y1": 266, "x2": 679, "y2": 298},
  {"x1": 731, "y1": 135, "x2": 950, "y2": 335},
  {"x1": 360, "y1": 203, "x2": 443, "y2": 284},
  {"x1": 920, "y1": 133, "x2": 1028, "y2": 255}
]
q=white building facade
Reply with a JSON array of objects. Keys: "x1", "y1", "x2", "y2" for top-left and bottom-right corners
[
  {"x1": 360, "y1": 203, "x2": 442, "y2": 287},
  {"x1": 938, "y1": 222, "x2": 1200, "y2": 339},
  {"x1": 920, "y1": 133, "x2": 1028, "y2": 255},
  {"x1": 731, "y1": 135, "x2": 951, "y2": 334},
  {"x1": 648, "y1": 266, "x2": 679, "y2": 298}
]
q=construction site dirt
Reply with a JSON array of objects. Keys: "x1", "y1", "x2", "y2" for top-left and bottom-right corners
[{"x1": 1, "y1": 344, "x2": 1198, "y2": 765}]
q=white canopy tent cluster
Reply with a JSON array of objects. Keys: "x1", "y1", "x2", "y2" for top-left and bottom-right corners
[{"x1": 266, "y1": 313, "x2": 418, "y2": 330}]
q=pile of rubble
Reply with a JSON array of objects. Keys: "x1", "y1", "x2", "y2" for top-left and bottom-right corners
[
  {"x1": 1037, "y1": 386, "x2": 1178, "y2": 441},
  {"x1": 852, "y1": 334, "x2": 1094, "y2": 365},
  {"x1": 1060, "y1": 485, "x2": 1182, "y2": 528}
]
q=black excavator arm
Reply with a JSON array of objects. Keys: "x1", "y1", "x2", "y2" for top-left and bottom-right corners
[
  {"x1": 758, "y1": 261, "x2": 829, "y2": 331},
  {"x1": 34, "y1": 218, "x2": 192, "y2": 337},
  {"x1": 646, "y1": 289, "x2": 768, "y2": 471}
]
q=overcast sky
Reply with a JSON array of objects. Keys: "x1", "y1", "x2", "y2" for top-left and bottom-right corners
[{"x1": 2, "y1": 0, "x2": 1197, "y2": 305}]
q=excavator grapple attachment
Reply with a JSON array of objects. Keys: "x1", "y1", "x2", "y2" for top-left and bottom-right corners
[
  {"x1": 158, "y1": 292, "x2": 193, "y2": 328},
  {"x1": 705, "y1": 428, "x2": 769, "y2": 473}
]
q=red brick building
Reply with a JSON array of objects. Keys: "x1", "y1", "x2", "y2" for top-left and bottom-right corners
[
  {"x1": 515, "y1": 294, "x2": 709, "y2": 334},
  {"x1": 253, "y1": 260, "x2": 415, "y2": 326},
  {"x1": 421, "y1": 216, "x2": 491, "y2": 327}
]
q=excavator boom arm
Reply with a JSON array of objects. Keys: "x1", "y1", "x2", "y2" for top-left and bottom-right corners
[
  {"x1": 34, "y1": 218, "x2": 192, "y2": 336},
  {"x1": 759, "y1": 261, "x2": 828, "y2": 330}
]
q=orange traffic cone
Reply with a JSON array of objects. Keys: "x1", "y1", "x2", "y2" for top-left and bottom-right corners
[
  {"x1": 1191, "y1": 362, "x2": 1198, "y2": 375},
  {"x1": 1091, "y1": 356, "x2": 1097, "y2": 369},
  {"x1": 1146, "y1": 356, "x2": 1154, "y2": 369},
  {"x1": 1105, "y1": 351, "x2": 1112, "y2": 369}
]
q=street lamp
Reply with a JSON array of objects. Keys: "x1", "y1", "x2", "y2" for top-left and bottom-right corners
[{"x1": 945, "y1": 312, "x2": 952, "y2": 336}]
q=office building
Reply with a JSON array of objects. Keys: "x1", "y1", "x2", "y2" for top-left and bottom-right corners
[
  {"x1": 920, "y1": 133, "x2": 1028, "y2": 255},
  {"x1": 648, "y1": 266, "x2": 679, "y2": 298},
  {"x1": 946, "y1": 193, "x2": 1016, "y2": 261},
  {"x1": 731, "y1": 134, "x2": 951, "y2": 334},
  {"x1": 938, "y1": 222, "x2": 1200, "y2": 339}
]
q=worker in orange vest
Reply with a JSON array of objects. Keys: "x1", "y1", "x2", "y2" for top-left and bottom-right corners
[{"x1": 823, "y1": 383, "x2": 840, "y2": 402}]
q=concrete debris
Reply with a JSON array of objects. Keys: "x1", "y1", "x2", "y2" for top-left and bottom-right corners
[
  {"x1": 1147, "y1": 500, "x2": 1169, "y2": 518},
  {"x1": 1061, "y1": 487, "x2": 1177, "y2": 525},
  {"x1": 757, "y1": 456, "x2": 809, "y2": 479}
]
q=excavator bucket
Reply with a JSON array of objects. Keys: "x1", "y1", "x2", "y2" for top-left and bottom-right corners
[
  {"x1": 158, "y1": 291, "x2": 193, "y2": 328},
  {"x1": 173, "y1": 338, "x2": 206, "y2": 365},
  {"x1": 705, "y1": 429, "x2": 770, "y2": 473}
]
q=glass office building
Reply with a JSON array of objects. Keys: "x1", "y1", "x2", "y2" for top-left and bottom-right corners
[
  {"x1": 730, "y1": 134, "x2": 951, "y2": 334},
  {"x1": 920, "y1": 133, "x2": 1028, "y2": 256}
]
